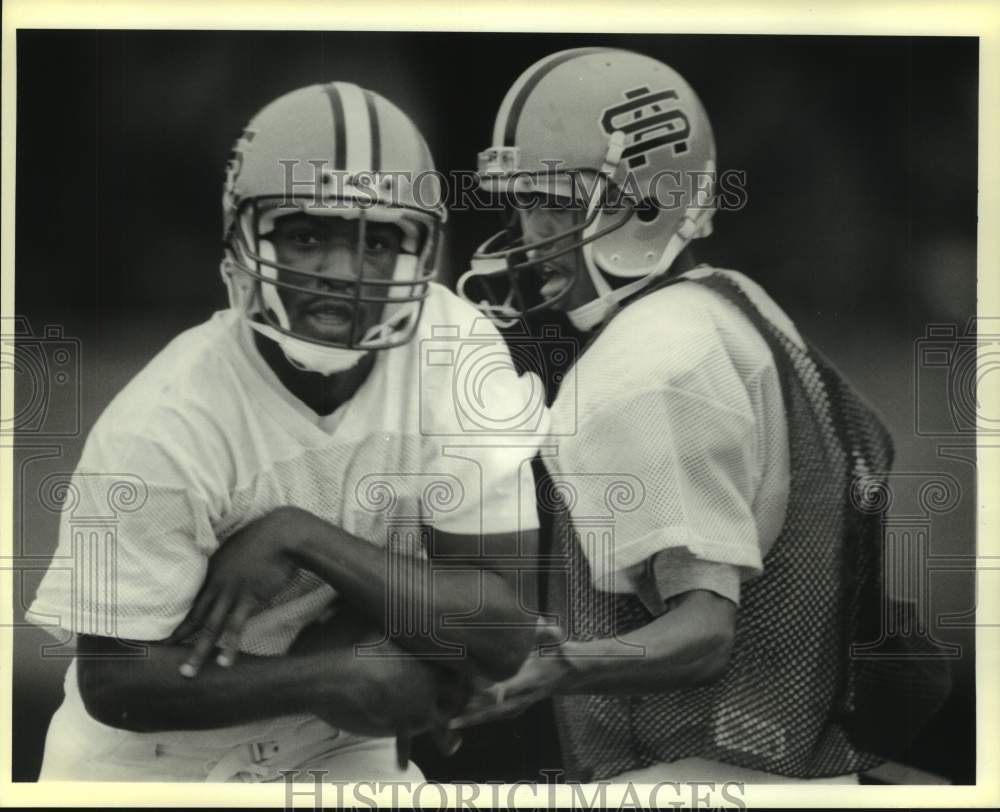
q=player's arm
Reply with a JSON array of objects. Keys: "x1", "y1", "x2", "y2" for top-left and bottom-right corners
[
  {"x1": 171, "y1": 506, "x2": 539, "y2": 681},
  {"x1": 271, "y1": 518, "x2": 539, "y2": 680},
  {"x1": 76, "y1": 634, "x2": 345, "y2": 732},
  {"x1": 76, "y1": 615, "x2": 455, "y2": 735},
  {"x1": 557, "y1": 588, "x2": 736, "y2": 693},
  {"x1": 453, "y1": 588, "x2": 735, "y2": 727},
  {"x1": 547, "y1": 549, "x2": 741, "y2": 693},
  {"x1": 475, "y1": 336, "x2": 760, "y2": 707}
]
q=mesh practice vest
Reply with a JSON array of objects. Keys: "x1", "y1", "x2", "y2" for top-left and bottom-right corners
[{"x1": 543, "y1": 271, "x2": 951, "y2": 780}]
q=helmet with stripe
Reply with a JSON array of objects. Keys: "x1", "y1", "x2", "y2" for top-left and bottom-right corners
[
  {"x1": 221, "y1": 82, "x2": 446, "y2": 373},
  {"x1": 457, "y1": 48, "x2": 715, "y2": 331}
]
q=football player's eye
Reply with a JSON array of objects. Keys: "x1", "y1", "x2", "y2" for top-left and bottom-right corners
[
  {"x1": 365, "y1": 234, "x2": 389, "y2": 252},
  {"x1": 289, "y1": 230, "x2": 323, "y2": 247}
]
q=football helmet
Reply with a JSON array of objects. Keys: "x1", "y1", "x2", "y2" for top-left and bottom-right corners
[
  {"x1": 221, "y1": 82, "x2": 446, "y2": 374},
  {"x1": 457, "y1": 48, "x2": 715, "y2": 330}
]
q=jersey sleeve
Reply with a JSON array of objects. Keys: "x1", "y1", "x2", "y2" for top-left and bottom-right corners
[
  {"x1": 422, "y1": 438, "x2": 542, "y2": 537},
  {"x1": 25, "y1": 430, "x2": 220, "y2": 642},
  {"x1": 625, "y1": 549, "x2": 742, "y2": 614},
  {"x1": 417, "y1": 309, "x2": 547, "y2": 538},
  {"x1": 556, "y1": 323, "x2": 767, "y2": 592}
]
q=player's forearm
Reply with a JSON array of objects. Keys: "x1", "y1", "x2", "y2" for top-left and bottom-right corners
[
  {"x1": 77, "y1": 636, "x2": 357, "y2": 733},
  {"x1": 289, "y1": 529, "x2": 531, "y2": 680},
  {"x1": 556, "y1": 591, "x2": 736, "y2": 695}
]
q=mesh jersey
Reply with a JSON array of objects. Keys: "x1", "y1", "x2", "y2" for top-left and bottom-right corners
[
  {"x1": 545, "y1": 269, "x2": 947, "y2": 781},
  {"x1": 27, "y1": 282, "x2": 543, "y2": 746},
  {"x1": 546, "y1": 268, "x2": 803, "y2": 593}
]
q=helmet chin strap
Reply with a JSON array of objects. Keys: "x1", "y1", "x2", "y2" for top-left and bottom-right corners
[
  {"x1": 569, "y1": 221, "x2": 689, "y2": 331},
  {"x1": 250, "y1": 300, "x2": 416, "y2": 377},
  {"x1": 565, "y1": 134, "x2": 629, "y2": 332},
  {"x1": 250, "y1": 321, "x2": 370, "y2": 375},
  {"x1": 569, "y1": 156, "x2": 716, "y2": 332},
  {"x1": 240, "y1": 303, "x2": 370, "y2": 374}
]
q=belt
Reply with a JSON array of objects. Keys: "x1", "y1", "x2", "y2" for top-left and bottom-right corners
[{"x1": 150, "y1": 718, "x2": 351, "y2": 782}]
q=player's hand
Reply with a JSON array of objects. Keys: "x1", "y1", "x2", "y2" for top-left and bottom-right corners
[
  {"x1": 168, "y1": 507, "x2": 324, "y2": 676},
  {"x1": 451, "y1": 624, "x2": 573, "y2": 729}
]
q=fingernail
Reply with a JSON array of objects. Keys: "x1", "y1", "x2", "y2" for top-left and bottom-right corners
[
  {"x1": 179, "y1": 663, "x2": 197, "y2": 678},
  {"x1": 217, "y1": 654, "x2": 232, "y2": 668}
]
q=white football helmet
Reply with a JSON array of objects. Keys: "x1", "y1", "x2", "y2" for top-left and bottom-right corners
[
  {"x1": 457, "y1": 48, "x2": 716, "y2": 330},
  {"x1": 222, "y1": 82, "x2": 446, "y2": 373}
]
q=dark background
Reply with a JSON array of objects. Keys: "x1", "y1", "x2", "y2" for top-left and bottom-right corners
[{"x1": 11, "y1": 31, "x2": 978, "y2": 783}]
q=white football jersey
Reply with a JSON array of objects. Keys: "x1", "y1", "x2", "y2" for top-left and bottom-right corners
[
  {"x1": 545, "y1": 267, "x2": 803, "y2": 593},
  {"x1": 28, "y1": 282, "x2": 544, "y2": 748}
]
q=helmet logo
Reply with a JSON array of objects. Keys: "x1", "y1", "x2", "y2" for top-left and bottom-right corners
[{"x1": 599, "y1": 87, "x2": 690, "y2": 169}]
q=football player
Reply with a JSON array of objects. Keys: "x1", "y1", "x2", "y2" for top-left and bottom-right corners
[
  {"x1": 457, "y1": 48, "x2": 908, "y2": 784},
  {"x1": 26, "y1": 82, "x2": 543, "y2": 782}
]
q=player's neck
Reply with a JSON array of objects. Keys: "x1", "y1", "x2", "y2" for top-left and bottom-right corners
[
  {"x1": 670, "y1": 245, "x2": 698, "y2": 275},
  {"x1": 253, "y1": 331, "x2": 376, "y2": 417}
]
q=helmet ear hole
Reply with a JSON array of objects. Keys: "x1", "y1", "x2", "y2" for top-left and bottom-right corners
[{"x1": 636, "y1": 198, "x2": 660, "y2": 224}]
